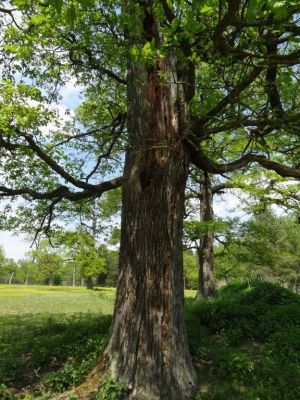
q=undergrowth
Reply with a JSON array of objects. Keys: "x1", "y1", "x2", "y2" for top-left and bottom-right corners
[
  {"x1": 186, "y1": 280, "x2": 300, "y2": 400},
  {"x1": 0, "y1": 280, "x2": 299, "y2": 399}
]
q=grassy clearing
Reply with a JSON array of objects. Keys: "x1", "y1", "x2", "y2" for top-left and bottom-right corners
[
  {"x1": 0, "y1": 285, "x2": 115, "y2": 315},
  {"x1": 0, "y1": 283, "x2": 299, "y2": 400},
  {"x1": 0, "y1": 285, "x2": 115, "y2": 399}
]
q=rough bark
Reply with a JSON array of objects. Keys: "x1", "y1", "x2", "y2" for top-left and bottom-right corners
[
  {"x1": 65, "y1": 4, "x2": 198, "y2": 399},
  {"x1": 104, "y1": 27, "x2": 198, "y2": 399},
  {"x1": 196, "y1": 172, "x2": 215, "y2": 299}
]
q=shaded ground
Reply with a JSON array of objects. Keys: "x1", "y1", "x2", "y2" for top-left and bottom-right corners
[{"x1": 0, "y1": 282, "x2": 299, "y2": 400}]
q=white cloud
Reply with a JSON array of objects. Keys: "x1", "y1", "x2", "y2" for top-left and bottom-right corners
[
  {"x1": 214, "y1": 190, "x2": 246, "y2": 219},
  {"x1": 59, "y1": 78, "x2": 83, "y2": 109},
  {"x1": 0, "y1": 231, "x2": 30, "y2": 261}
]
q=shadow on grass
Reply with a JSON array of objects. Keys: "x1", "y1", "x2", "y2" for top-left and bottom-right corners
[{"x1": 0, "y1": 313, "x2": 112, "y2": 396}]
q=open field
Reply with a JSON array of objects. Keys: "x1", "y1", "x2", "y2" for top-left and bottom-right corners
[
  {"x1": 0, "y1": 285, "x2": 115, "y2": 316},
  {"x1": 0, "y1": 282, "x2": 299, "y2": 400}
]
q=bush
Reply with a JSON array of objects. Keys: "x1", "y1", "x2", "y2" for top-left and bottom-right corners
[
  {"x1": 52, "y1": 274, "x2": 63, "y2": 286},
  {"x1": 262, "y1": 328, "x2": 300, "y2": 362},
  {"x1": 216, "y1": 349, "x2": 255, "y2": 383},
  {"x1": 188, "y1": 280, "x2": 300, "y2": 400},
  {"x1": 257, "y1": 304, "x2": 300, "y2": 339},
  {"x1": 217, "y1": 280, "x2": 299, "y2": 306},
  {"x1": 238, "y1": 281, "x2": 299, "y2": 306}
]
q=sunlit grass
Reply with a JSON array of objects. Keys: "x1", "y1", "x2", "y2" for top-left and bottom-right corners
[{"x1": 0, "y1": 284, "x2": 115, "y2": 315}]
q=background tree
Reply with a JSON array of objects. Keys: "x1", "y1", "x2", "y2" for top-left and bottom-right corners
[
  {"x1": 214, "y1": 210, "x2": 300, "y2": 291},
  {"x1": 15, "y1": 259, "x2": 39, "y2": 285},
  {"x1": 183, "y1": 251, "x2": 198, "y2": 290},
  {"x1": 28, "y1": 241, "x2": 63, "y2": 285},
  {"x1": 0, "y1": 246, "x2": 6, "y2": 283},
  {"x1": 184, "y1": 169, "x2": 236, "y2": 298}
]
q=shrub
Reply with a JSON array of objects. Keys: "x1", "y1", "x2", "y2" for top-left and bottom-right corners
[
  {"x1": 92, "y1": 378, "x2": 126, "y2": 400},
  {"x1": 257, "y1": 303, "x2": 300, "y2": 339},
  {"x1": 52, "y1": 274, "x2": 63, "y2": 286}
]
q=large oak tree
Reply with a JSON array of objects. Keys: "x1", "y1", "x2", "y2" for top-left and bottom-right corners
[{"x1": 1, "y1": 0, "x2": 300, "y2": 398}]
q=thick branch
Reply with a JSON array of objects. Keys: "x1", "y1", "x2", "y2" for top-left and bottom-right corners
[
  {"x1": 0, "y1": 177, "x2": 122, "y2": 201},
  {"x1": 187, "y1": 139, "x2": 300, "y2": 179},
  {"x1": 159, "y1": 0, "x2": 176, "y2": 23},
  {"x1": 212, "y1": 182, "x2": 240, "y2": 195},
  {"x1": 205, "y1": 113, "x2": 300, "y2": 135},
  {"x1": 265, "y1": 34, "x2": 284, "y2": 115},
  {"x1": 22, "y1": 133, "x2": 99, "y2": 191}
]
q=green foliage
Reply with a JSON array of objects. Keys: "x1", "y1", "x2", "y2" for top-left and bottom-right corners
[
  {"x1": 188, "y1": 280, "x2": 300, "y2": 400},
  {"x1": 184, "y1": 219, "x2": 228, "y2": 243},
  {"x1": 45, "y1": 336, "x2": 106, "y2": 393},
  {"x1": 92, "y1": 378, "x2": 126, "y2": 400},
  {"x1": 0, "y1": 384, "x2": 12, "y2": 400},
  {"x1": 0, "y1": 311, "x2": 111, "y2": 396},
  {"x1": 52, "y1": 273, "x2": 63, "y2": 286},
  {"x1": 215, "y1": 211, "x2": 300, "y2": 288},
  {"x1": 27, "y1": 240, "x2": 64, "y2": 285},
  {"x1": 183, "y1": 251, "x2": 198, "y2": 289}
]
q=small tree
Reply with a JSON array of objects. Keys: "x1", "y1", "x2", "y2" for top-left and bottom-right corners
[{"x1": 29, "y1": 241, "x2": 63, "y2": 285}]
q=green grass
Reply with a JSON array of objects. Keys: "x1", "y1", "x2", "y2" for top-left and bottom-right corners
[
  {"x1": 0, "y1": 282, "x2": 299, "y2": 400},
  {"x1": 0, "y1": 285, "x2": 115, "y2": 399},
  {"x1": 0, "y1": 285, "x2": 115, "y2": 315}
]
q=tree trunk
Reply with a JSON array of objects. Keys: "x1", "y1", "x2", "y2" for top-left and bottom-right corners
[
  {"x1": 104, "y1": 20, "x2": 198, "y2": 399},
  {"x1": 24, "y1": 271, "x2": 29, "y2": 285},
  {"x1": 85, "y1": 198, "x2": 97, "y2": 291},
  {"x1": 66, "y1": 4, "x2": 199, "y2": 400},
  {"x1": 9, "y1": 272, "x2": 14, "y2": 285},
  {"x1": 86, "y1": 276, "x2": 93, "y2": 290},
  {"x1": 72, "y1": 265, "x2": 76, "y2": 287},
  {"x1": 196, "y1": 172, "x2": 215, "y2": 299}
]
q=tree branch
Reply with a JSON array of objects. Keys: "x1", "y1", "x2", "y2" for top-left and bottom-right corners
[
  {"x1": 0, "y1": 177, "x2": 122, "y2": 201},
  {"x1": 187, "y1": 139, "x2": 300, "y2": 179},
  {"x1": 192, "y1": 66, "x2": 263, "y2": 133}
]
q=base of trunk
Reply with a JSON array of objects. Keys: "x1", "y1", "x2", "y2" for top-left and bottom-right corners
[{"x1": 51, "y1": 352, "x2": 198, "y2": 400}]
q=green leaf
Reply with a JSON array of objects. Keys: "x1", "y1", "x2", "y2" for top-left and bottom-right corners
[
  {"x1": 66, "y1": 4, "x2": 76, "y2": 24},
  {"x1": 246, "y1": 0, "x2": 259, "y2": 23},
  {"x1": 272, "y1": 1, "x2": 289, "y2": 20},
  {"x1": 200, "y1": 5, "x2": 213, "y2": 14},
  {"x1": 50, "y1": 0, "x2": 63, "y2": 13}
]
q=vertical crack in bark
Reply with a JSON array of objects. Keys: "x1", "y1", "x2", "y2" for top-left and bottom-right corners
[{"x1": 130, "y1": 274, "x2": 145, "y2": 396}]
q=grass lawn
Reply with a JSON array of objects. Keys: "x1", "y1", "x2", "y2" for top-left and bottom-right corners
[
  {"x1": 0, "y1": 285, "x2": 115, "y2": 315},
  {"x1": 0, "y1": 282, "x2": 299, "y2": 400},
  {"x1": 0, "y1": 285, "x2": 115, "y2": 399}
]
